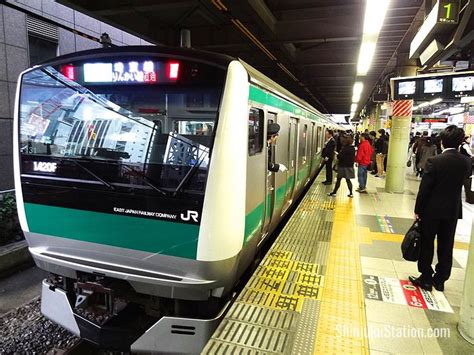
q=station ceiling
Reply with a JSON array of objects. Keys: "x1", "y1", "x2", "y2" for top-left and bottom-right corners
[{"x1": 58, "y1": 0, "x2": 424, "y2": 115}]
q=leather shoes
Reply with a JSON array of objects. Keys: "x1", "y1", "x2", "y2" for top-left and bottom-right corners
[
  {"x1": 409, "y1": 275, "x2": 432, "y2": 291},
  {"x1": 433, "y1": 279, "x2": 445, "y2": 292}
]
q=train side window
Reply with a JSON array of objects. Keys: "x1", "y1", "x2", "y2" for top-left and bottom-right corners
[
  {"x1": 248, "y1": 108, "x2": 264, "y2": 156},
  {"x1": 321, "y1": 126, "x2": 326, "y2": 148},
  {"x1": 302, "y1": 124, "x2": 308, "y2": 164},
  {"x1": 316, "y1": 126, "x2": 322, "y2": 151}
]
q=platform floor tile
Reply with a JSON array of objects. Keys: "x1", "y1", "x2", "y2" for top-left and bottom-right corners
[{"x1": 203, "y1": 180, "x2": 336, "y2": 355}]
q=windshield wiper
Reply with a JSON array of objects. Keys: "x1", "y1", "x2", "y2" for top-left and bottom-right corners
[
  {"x1": 62, "y1": 158, "x2": 115, "y2": 191},
  {"x1": 121, "y1": 165, "x2": 168, "y2": 196},
  {"x1": 172, "y1": 151, "x2": 207, "y2": 196}
]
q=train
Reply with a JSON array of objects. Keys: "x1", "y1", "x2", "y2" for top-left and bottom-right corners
[{"x1": 13, "y1": 45, "x2": 343, "y2": 353}]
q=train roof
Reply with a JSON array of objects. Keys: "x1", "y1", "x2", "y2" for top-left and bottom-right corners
[
  {"x1": 33, "y1": 45, "x2": 234, "y2": 69},
  {"x1": 239, "y1": 60, "x2": 337, "y2": 126},
  {"x1": 32, "y1": 45, "x2": 342, "y2": 128}
]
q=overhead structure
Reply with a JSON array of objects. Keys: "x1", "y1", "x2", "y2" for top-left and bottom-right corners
[
  {"x1": 54, "y1": 0, "x2": 424, "y2": 115},
  {"x1": 409, "y1": 0, "x2": 473, "y2": 70}
]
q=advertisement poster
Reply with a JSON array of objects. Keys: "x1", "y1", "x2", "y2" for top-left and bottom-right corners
[{"x1": 363, "y1": 275, "x2": 453, "y2": 313}]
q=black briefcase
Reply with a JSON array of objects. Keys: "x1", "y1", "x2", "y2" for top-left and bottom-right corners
[{"x1": 401, "y1": 221, "x2": 421, "y2": 261}]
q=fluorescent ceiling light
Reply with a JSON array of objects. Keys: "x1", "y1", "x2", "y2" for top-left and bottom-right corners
[
  {"x1": 434, "y1": 105, "x2": 464, "y2": 115},
  {"x1": 461, "y1": 96, "x2": 474, "y2": 104},
  {"x1": 363, "y1": 0, "x2": 391, "y2": 36},
  {"x1": 415, "y1": 98, "x2": 443, "y2": 110},
  {"x1": 352, "y1": 82, "x2": 364, "y2": 102},
  {"x1": 353, "y1": 82, "x2": 364, "y2": 95},
  {"x1": 356, "y1": 0, "x2": 390, "y2": 76},
  {"x1": 351, "y1": 103, "x2": 357, "y2": 112},
  {"x1": 430, "y1": 98, "x2": 442, "y2": 105},
  {"x1": 357, "y1": 41, "x2": 376, "y2": 75}
]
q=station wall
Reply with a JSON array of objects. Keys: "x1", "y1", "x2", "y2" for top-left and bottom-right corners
[{"x1": 0, "y1": 0, "x2": 153, "y2": 190}]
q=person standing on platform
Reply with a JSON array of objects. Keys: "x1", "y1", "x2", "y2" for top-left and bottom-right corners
[
  {"x1": 355, "y1": 133, "x2": 373, "y2": 193},
  {"x1": 321, "y1": 129, "x2": 336, "y2": 185},
  {"x1": 410, "y1": 125, "x2": 471, "y2": 292},
  {"x1": 374, "y1": 129, "x2": 388, "y2": 177},
  {"x1": 328, "y1": 134, "x2": 355, "y2": 198},
  {"x1": 460, "y1": 135, "x2": 473, "y2": 157},
  {"x1": 408, "y1": 132, "x2": 421, "y2": 175},
  {"x1": 459, "y1": 135, "x2": 474, "y2": 204},
  {"x1": 354, "y1": 131, "x2": 360, "y2": 147},
  {"x1": 369, "y1": 131, "x2": 377, "y2": 175}
]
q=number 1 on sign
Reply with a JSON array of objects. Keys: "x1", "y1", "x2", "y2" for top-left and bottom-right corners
[{"x1": 444, "y1": 3, "x2": 451, "y2": 19}]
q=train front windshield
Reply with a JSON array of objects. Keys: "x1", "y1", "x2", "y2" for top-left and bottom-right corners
[{"x1": 18, "y1": 58, "x2": 225, "y2": 197}]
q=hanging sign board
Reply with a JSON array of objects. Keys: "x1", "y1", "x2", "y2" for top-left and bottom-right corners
[{"x1": 437, "y1": 0, "x2": 460, "y2": 24}]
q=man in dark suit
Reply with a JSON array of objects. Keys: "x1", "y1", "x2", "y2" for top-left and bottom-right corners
[
  {"x1": 322, "y1": 129, "x2": 336, "y2": 185},
  {"x1": 267, "y1": 123, "x2": 287, "y2": 173},
  {"x1": 410, "y1": 125, "x2": 471, "y2": 292}
]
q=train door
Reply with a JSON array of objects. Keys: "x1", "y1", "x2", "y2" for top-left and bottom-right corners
[
  {"x1": 308, "y1": 122, "x2": 315, "y2": 176},
  {"x1": 263, "y1": 113, "x2": 277, "y2": 234},
  {"x1": 282, "y1": 117, "x2": 298, "y2": 212}
]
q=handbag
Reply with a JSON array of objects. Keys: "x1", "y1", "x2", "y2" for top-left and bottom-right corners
[{"x1": 401, "y1": 221, "x2": 421, "y2": 261}]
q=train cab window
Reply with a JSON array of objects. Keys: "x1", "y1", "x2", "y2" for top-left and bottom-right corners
[
  {"x1": 248, "y1": 108, "x2": 264, "y2": 156},
  {"x1": 18, "y1": 59, "x2": 226, "y2": 196}
]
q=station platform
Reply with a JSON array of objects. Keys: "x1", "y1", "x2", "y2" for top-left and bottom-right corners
[{"x1": 203, "y1": 172, "x2": 474, "y2": 354}]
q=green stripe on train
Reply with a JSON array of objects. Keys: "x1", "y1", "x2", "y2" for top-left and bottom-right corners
[
  {"x1": 243, "y1": 159, "x2": 321, "y2": 244},
  {"x1": 24, "y1": 203, "x2": 199, "y2": 259},
  {"x1": 249, "y1": 86, "x2": 326, "y2": 122}
]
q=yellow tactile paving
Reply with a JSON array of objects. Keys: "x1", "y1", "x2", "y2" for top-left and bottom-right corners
[
  {"x1": 314, "y1": 195, "x2": 370, "y2": 355},
  {"x1": 361, "y1": 228, "x2": 470, "y2": 250},
  {"x1": 314, "y1": 190, "x2": 470, "y2": 354}
]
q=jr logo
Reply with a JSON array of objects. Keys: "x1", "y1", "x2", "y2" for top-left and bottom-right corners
[
  {"x1": 33, "y1": 161, "x2": 57, "y2": 173},
  {"x1": 180, "y1": 210, "x2": 199, "y2": 223}
]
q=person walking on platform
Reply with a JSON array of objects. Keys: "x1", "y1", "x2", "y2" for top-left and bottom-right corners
[
  {"x1": 355, "y1": 133, "x2": 373, "y2": 193},
  {"x1": 374, "y1": 129, "x2": 388, "y2": 177},
  {"x1": 328, "y1": 135, "x2": 355, "y2": 198},
  {"x1": 413, "y1": 131, "x2": 429, "y2": 177},
  {"x1": 410, "y1": 125, "x2": 471, "y2": 292},
  {"x1": 321, "y1": 129, "x2": 336, "y2": 185},
  {"x1": 417, "y1": 136, "x2": 437, "y2": 177}
]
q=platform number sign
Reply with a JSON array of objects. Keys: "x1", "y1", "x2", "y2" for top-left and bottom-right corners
[{"x1": 437, "y1": 0, "x2": 460, "y2": 24}]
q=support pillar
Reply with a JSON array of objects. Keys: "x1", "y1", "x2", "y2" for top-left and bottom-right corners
[
  {"x1": 385, "y1": 100, "x2": 412, "y2": 193},
  {"x1": 458, "y1": 220, "x2": 474, "y2": 344},
  {"x1": 385, "y1": 55, "x2": 418, "y2": 193}
]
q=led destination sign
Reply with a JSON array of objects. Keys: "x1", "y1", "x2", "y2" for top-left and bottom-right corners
[
  {"x1": 437, "y1": 0, "x2": 460, "y2": 24},
  {"x1": 82, "y1": 60, "x2": 180, "y2": 84}
]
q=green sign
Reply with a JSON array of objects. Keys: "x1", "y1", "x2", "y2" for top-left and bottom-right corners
[{"x1": 438, "y1": 0, "x2": 460, "y2": 24}]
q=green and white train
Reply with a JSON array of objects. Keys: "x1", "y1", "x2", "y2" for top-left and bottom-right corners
[{"x1": 14, "y1": 46, "x2": 342, "y2": 353}]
